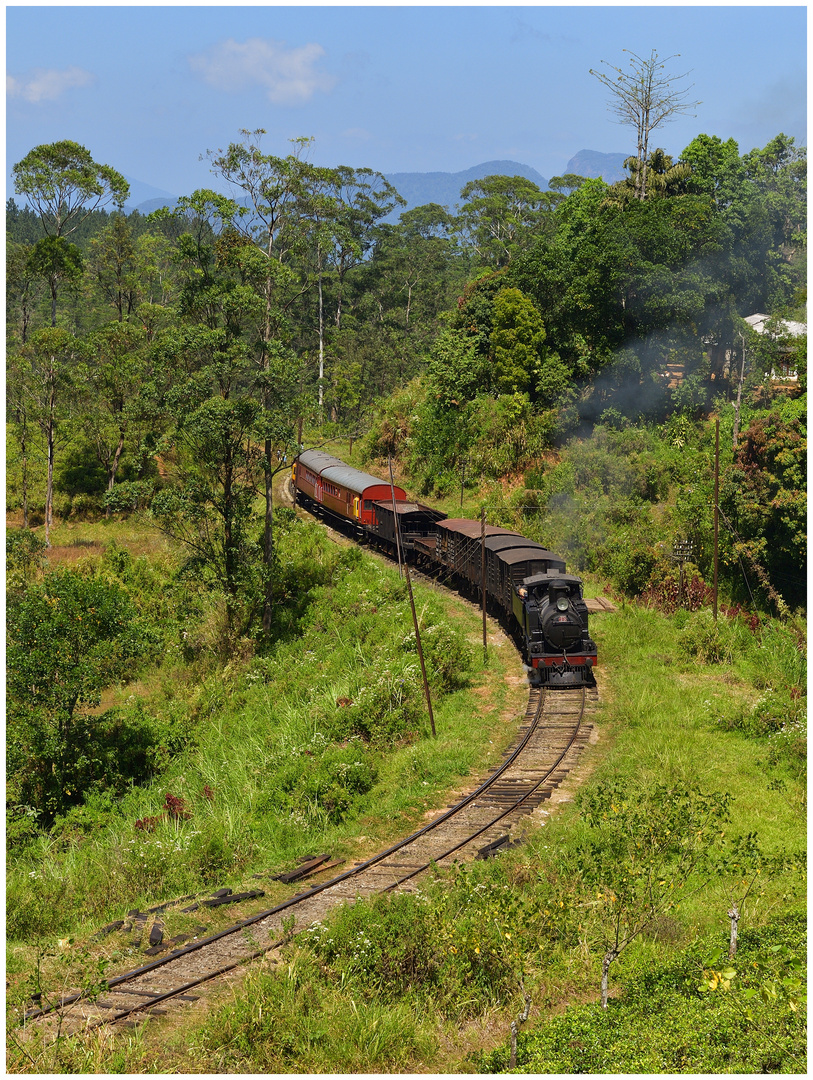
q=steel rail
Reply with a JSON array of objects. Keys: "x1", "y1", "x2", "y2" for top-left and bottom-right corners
[
  {"x1": 382, "y1": 685, "x2": 586, "y2": 891},
  {"x1": 25, "y1": 687, "x2": 552, "y2": 1023},
  {"x1": 78, "y1": 688, "x2": 587, "y2": 1031}
]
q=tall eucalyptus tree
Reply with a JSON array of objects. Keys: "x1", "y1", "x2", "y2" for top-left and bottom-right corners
[
  {"x1": 12, "y1": 140, "x2": 129, "y2": 237},
  {"x1": 455, "y1": 174, "x2": 556, "y2": 267},
  {"x1": 19, "y1": 328, "x2": 84, "y2": 545},
  {"x1": 202, "y1": 132, "x2": 314, "y2": 635},
  {"x1": 297, "y1": 164, "x2": 403, "y2": 415},
  {"x1": 202, "y1": 132, "x2": 403, "y2": 630},
  {"x1": 148, "y1": 191, "x2": 267, "y2": 630}
]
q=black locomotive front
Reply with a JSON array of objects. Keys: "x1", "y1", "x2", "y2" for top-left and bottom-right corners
[{"x1": 513, "y1": 573, "x2": 597, "y2": 687}]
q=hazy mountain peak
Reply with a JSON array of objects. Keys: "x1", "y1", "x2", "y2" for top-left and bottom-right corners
[
  {"x1": 563, "y1": 150, "x2": 627, "y2": 184},
  {"x1": 120, "y1": 152, "x2": 628, "y2": 218}
]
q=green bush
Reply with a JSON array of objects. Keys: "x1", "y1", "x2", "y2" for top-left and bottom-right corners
[
  {"x1": 68, "y1": 491, "x2": 104, "y2": 519},
  {"x1": 302, "y1": 865, "x2": 532, "y2": 1019},
  {"x1": 7, "y1": 569, "x2": 160, "y2": 821},
  {"x1": 6, "y1": 527, "x2": 47, "y2": 590},
  {"x1": 328, "y1": 664, "x2": 421, "y2": 745},
  {"x1": 401, "y1": 620, "x2": 474, "y2": 692},
  {"x1": 102, "y1": 480, "x2": 156, "y2": 513},
  {"x1": 54, "y1": 434, "x2": 106, "y2": 497},
  {"x1": 602, "y1": 539, "x2": 657, "y2": 595},
  {"x1": 717, "y1": 689, "x2": 807, "y2": 767},
  {"x1": 259, "y1": 742, "x2": 378, "y2": 827},
  {"x1": 472, "y1": 912, "x2": 806, "y2": 1074},
  {"x1": 678, "y1": 609, "x2": 738, "y2": 664}
]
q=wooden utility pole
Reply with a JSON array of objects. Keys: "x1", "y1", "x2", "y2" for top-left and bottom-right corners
[
  {"x1": 388, "y1": 457, "x2": 435, "y2": 736},
  {"x1": 404, "y1": 557, "x2": 436, "y2": 738},
  {"x1": 387, "y1": 456, "x2": 404, "y2": 578},
  {"x1": 481, "y1": 510, "x2": 488, "y2": 663},
  {"x1": 713, "y1": 418, "x2": 719, "y2": 621},
  {"x1": 291, "y1": 417, "x2": 303, "y2": 510},
  {"x1": 732, "y1": 333, "x2": 746, "y2": 451}
]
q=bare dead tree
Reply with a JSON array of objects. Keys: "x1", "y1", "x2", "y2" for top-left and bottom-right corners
[{"x1": 590, "y1": 49, "x2": 700, "y2": 200}]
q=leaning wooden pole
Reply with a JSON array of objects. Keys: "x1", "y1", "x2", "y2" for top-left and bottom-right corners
[
  {"x1": 389, "y1": 456, "x2": 435, "y2": 737},
  {"x1": 713, "y1": 418, "x2": 720, "y2": 622},
  {"x1": 387, "y1": 456, "x2": 404, "y2": 578},
  {"x1": 291, "y1": 417, "x2": 303, "y2": 511},
  {"x1": 404, "y1": 557, "x2": 437, "y2": 738},
  {"x1": 481, "y1": 510, "x2": 488, "y2": 664}
]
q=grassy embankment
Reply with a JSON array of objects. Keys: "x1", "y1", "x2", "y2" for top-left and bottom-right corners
[
  {"x1": 7, "y1": 448, "x2": 805, "y2": 1073},
  {"x1": 9, "y1": 565, "x2": 805, "y2": 1072},
  {"x1": 6, "y1": 490, "x2": 529, "y2": 1071},
  {"x1": 183, "y1": 605, "x2": 804, "y2": 1075}
]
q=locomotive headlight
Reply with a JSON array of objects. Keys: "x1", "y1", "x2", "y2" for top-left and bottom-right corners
[{"x1": 556, "y1": 597, "x2": 569, "y2": 612}]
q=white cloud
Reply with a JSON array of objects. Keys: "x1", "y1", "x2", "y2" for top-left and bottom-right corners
[
  {"x1": 189, "y1": 37, "x2": 336, "y2": 104},
  {"x1": 7, "y1": 66, "x2": 94, "y2": 103}
]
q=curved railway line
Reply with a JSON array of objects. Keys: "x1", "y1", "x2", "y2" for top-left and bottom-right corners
[{"x1": 21, "y1": 684, "x2": 596, "y2": 1042}]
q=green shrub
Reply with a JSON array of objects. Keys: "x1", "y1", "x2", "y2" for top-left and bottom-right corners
[
  {"x1": 602, "y1": 540, "x2": 656, "y2": 595},
  {"x1": 303, "y1": 866, "x2": 531, "y2": 1019},
  {"x1": 334, "y1": 666, "x2": 424, "y2": 745},
  {"x1": 472, "y1": 912, "x2": 806, "y2": 1074},
  {"x1": 7, "y1": 570, "x2": 160, "y2": 821},
  {"x1": 50, "y1": 788, "x2": 122, "y2": 843},
  {"x1": 402, "y1": 620, "x2": 474, "y2": 692},
  {"x1": 5, "y1": 803, "x2": 44, "y2": 852},
  {"x1": 259, "y1": 742, "x2": 378, "y2": 827},
  {"x1": 6, "y1": 528, "x2": 47, "y2": 589},
  {"x1": 717, "y1": 689, "x2": 807, "y2": 767},
  {"x1": 678, "y1": 609, "x2": 738, "y2": 664},
  {"x1": 68, "y1": 492, "x2": 104, "y2": 519},
  {"x1": 102, "y1": 480, "x2": 156, "y2": 513}
]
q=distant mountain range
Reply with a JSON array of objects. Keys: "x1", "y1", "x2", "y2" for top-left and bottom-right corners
[
  {"x1": 123, "y1": 150, "x2": 629, "y2": 217},
  {"x1": 564, "y1": 149, "x2": 627, "y2": 183},
  {"x1": 383, "y1": 159, "x2": 549, "y2": 216},
  {"x1": 121, "y1": 174, "x2": 178, "y2": 213}
]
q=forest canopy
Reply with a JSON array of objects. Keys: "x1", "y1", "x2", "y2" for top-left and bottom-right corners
[{"x1": 6, "y1": 129, "x2": 807, "y2": 623}]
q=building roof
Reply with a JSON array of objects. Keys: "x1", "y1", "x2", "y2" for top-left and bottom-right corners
[{"x1": 744, "y1": 313, "x2": 807, "y2": 338}]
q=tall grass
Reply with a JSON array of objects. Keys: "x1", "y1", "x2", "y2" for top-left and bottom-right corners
[
  {"x1": 6, "y1": 518, "x2": 804, "y2": 1073},
  {"x1": 6, "y1": 519, "x2": 523, "y2": 948},
  {"x1": 160, "y1": 603, "x2": 803, "y2": 1075}
]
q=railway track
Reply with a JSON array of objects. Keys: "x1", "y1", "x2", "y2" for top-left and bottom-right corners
[{"x1": 20, "y1": 684, "x2": 595, "y2": 1042}]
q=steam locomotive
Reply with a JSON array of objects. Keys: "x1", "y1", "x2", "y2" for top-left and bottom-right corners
[{"x1": 293, "y1": 449, "x2": 597, "y2": 687}]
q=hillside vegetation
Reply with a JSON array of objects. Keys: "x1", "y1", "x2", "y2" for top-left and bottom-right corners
[{"x1": 6, "y1": 125, "x2": 805, "y2": 1072}]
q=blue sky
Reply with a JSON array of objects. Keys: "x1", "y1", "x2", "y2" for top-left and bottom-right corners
[{"x1": 5, "y1": 2, "x2": 808, "y2": 203}]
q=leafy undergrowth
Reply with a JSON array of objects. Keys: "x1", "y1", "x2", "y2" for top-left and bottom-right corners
[
  {"x1": 6, "y1": 553, "x2": 806, "y2": 1074},
  {"x1": 472, "y1": 912, "x2": 806, "y2": 1074},
  {"x1": 5, "y1": 512, "x2": 526, "y2": 1048},
  {"x1": 183, "y1": 606, "x2": 804, "y2": 1074}
]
